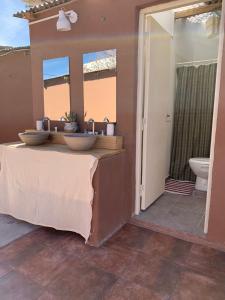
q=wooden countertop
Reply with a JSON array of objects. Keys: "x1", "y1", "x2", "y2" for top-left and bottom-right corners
[
  {"x1": 2, "y1": 142, "x2": 125, "y2": 160},
  {"x1": 25, "y1": 130, "x2": 124, "y2": 151}
]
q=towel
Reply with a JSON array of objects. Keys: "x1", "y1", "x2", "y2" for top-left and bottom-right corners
[{"x1": 0, "y1": 143, "x2": 98, "y2": 241}]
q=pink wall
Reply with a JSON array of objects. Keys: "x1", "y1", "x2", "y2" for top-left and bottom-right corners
[
  {"x1": 28, "y1": 0, "x2": 225, "y2": 248},
  {"x1": 84, "y1": 76, "x2": 116, "y2": 122},
  {"x1": 0, "y1": 50, "x2": 33, "y2": 143},
  {"x1": 208, "y1": 17, "x2": 225, "y2": 244},
  {"x1": 44, "y1": 82, "x2": 70, "y2": 120}
]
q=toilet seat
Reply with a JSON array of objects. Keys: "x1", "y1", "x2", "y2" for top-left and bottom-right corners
[{"x1": 189, "y1": 157, "x2": 210, "y2": 165}]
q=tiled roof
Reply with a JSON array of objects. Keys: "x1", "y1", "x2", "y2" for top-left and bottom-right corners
[
  {"x1": 0, "y1": 46, "x2": 30, "y2": 56},
  {"x1": 83, "y1": 57, "x2": 116, "y2": 74},
  {"x1": 14, "y1": 0, "x2": 73, "y2": 19}
]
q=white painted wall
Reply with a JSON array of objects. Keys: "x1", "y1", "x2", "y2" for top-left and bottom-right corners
[
  {"x1": 174, "y1": 19, "x2": 219, "y2": 63},
  {"x1": 152, "y1": 10, "x2": 175, "y2": 35}
]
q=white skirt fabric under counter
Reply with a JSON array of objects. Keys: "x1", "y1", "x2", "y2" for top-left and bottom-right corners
[{"x1": 0, "y1": 143, "x2": 98, "y2": 241}]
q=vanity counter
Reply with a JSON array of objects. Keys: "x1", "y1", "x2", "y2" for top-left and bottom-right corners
[
  {"x1": 0, "y1": 142, "x2": 127, "y2": 246},
  {"x1": 4, "y1": 142, "x2": 125, "y2": 160}
]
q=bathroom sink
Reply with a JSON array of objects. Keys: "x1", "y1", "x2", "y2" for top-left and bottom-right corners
[
  {"x1": 64, "y1": 133, "x2": 97, "y2": 151},
  {"x1": 18, "y1": 132, "x2": 49, "y2": 146}
]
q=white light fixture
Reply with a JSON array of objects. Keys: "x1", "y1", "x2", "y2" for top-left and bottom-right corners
[
  {"x1": 203, "y1": 13, "x2": 220, "y2": 38},
  {"x1": 68, "y1": 10, "x2": 79, "y2": 24},
  {"x1": 56, "y1": 9, "x2": 78, "y2": 32}
]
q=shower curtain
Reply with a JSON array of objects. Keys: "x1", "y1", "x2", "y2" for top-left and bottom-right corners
[{"x1": 170, "y1": 63, "x2": 217, "y2": 181}]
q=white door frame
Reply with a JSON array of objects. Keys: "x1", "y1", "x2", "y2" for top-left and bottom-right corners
[{"x1": 135, "y1": 0, "x2": 223, "y2": 234}]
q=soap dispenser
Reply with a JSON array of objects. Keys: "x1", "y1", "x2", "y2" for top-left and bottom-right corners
[
  {"x1": 107, "y1": 124, "x2": 115, "y2": 136},
  {"x1": 103, "y1": 117, "x2": 115, "y2": 136}
]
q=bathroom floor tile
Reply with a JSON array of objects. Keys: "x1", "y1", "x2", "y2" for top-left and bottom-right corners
[{"x1": 134, "y1": 190, "x2": 206, "y2": 236}]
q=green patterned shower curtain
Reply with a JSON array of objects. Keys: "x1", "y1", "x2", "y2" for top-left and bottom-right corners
[{"x1": 170, "y1": 63, "x2": 217, "y2": 181}]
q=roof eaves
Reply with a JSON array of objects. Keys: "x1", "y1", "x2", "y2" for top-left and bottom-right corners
[{"x1": 14, "y1": 0, "x2": 73, "y2": 20}]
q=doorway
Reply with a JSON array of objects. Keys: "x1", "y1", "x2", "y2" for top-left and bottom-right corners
[{"x1": 135, "y1": 0, "x2": 223, "y2": 237}]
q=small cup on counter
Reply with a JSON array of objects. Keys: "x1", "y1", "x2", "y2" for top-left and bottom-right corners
[{"x1": 36, "y1": 120, "x2": 43, "y2": 131}]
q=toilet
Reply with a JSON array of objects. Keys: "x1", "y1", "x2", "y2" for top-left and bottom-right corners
[{"x1": 189, "y1": 158, "x2": 210, "y2": 192}]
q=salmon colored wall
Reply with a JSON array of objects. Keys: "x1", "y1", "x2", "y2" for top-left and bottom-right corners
[
  {"x1": 84, "y1": 76, "x2": 116, "y2": 122},
  {"x1": 29, "y1": 0, "x2": 225, "y2": 247},
  {"x1": 208, "y1": 17, "x2": 225, "y2": 245},
  {"x1": 44, "y1": 83, "x2": 70, "y2": 120},
  {"x1": 0, "y1": 50, "x2": 33, "y2": 143}
]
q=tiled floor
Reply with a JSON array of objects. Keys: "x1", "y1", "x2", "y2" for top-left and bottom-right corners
[
  {"x1": 0, "y1": 214, "x2": 37, "y2": 247},
  {"x1": 0, "y1": 223, "x2": 225, "y2": 299},
  {"x1": 134, "y1": 190, "x2": 206, "y2": 236}
]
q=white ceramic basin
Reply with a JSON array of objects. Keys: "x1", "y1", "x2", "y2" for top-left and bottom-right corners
[
  {"x1": 18, "y1": 132, "x2": 49, "y2": 146},
  {"x1": 64, "y1": 133, "x2": 97, "y2": 151}
]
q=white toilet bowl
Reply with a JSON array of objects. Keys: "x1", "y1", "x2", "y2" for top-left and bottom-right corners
[{"x1": 189, "y1": 158, "x2": 210, "y2": 192}]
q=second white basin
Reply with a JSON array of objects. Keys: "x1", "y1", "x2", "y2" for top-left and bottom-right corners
[{"x1": 64, "y1": 134, "x2": 97, "y2": 151}]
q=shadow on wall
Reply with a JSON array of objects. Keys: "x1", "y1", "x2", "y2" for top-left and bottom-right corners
[{"x1": 0, "y1": 48, "x2": 33, "y2": 143}]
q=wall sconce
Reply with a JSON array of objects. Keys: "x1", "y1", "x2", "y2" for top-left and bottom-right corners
[
  {"x1": 57, "y1": 9, "x2": 78, "y2": 32},
  {"x1": 203, "y1": 13, "x2": 220, "y2": 39}
]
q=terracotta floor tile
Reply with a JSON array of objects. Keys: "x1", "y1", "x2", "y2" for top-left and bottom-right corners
[
  {"x1": 168, "y1": 238, "x2": 192, "y2": 263},
  {"x1": 103, "y1": 279, "x2": 166, "y2": 300},
  {"x1": 0, "y1": 224, "x2": 225, "y2": 299},
  {"x1": 0, "y1": 228, "x2": 59, "y2": 265},
  {"x1": 105, "y1": 224, "x2": 154, "y2": 250},
  {"x1": 0, "y1": 271, "x2": 43, "y2": 300},
  {"x1": 153, "y1": 260, "x2": 183, "y2": 296},
  {"x1": 40, "y1": 228, "x2": 83, "y2": 249},
  {"x1": 121, "y1": 253, "x2": 182, "y2": 298},
  {"x1": 47, "y1": 259, "x2": 118, "y2": 300},
  {"x1": 106, "y1": 224, "x2": 173, "y2": 256},
  {"x1": 0, "y1": 263, "x2": 12, "y2": 279},
  {"x1": 121, "y1": 254, "x2": 163, "y2": 287},
  {"x1": 171, "y1": 270, "x2": 225, "y2": 300},
  {"x1": 17, "y1": 245, "x2": 69, "y2": 286},
  {"x1": 106, "y1": 224, "x2": 192, "y2": 264},
  {"x1": 38, "y1": 292, "x2": 57, "y2": 300},
  {"x1": 183, "y1": 243, "x2": 225, "y2": 278},
  {"x1": 47, "y1": 234, "x2": 92, "y2": 259},
  {"x1": 0, "y1": 239, "x2": 44, "y2": 268},
  {"x1": 83, "y1": 245, "x2": 138, "y2": 276}
]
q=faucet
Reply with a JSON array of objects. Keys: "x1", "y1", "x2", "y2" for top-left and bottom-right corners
[
  {"x1": 43, "y1": 117, "x2": 51, "y2": 132},
  {"x1": 87, "y1": 118, "x2": 95, "y2": 135},
  {"x1": 103, "y1": 117, "x2": 110, "y2": 135},
  {"x1": 103, "y1": 117, "x2": 109, "y2": 123}
]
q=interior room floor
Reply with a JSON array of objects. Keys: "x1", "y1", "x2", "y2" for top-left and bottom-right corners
[
  {"x1": 0, "y1": 223, "x2": 225, "y2": 299},
  {"x1": 134, "y1": 190, "x2": 206, "y2": 237}
]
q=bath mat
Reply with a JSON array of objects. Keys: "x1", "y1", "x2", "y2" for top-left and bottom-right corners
[{"x1": 165, "y1": 178, "x2": 195, "y2": 196}]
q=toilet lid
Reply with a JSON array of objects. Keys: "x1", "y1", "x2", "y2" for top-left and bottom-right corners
[{"x1": 189, "y1": 157, "x2": 210, "y2": 164}]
